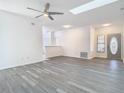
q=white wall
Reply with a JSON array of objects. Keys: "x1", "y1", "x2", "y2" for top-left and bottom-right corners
[
  {"x1": 90, "y1": 26, "x2": 96, "y2": 58},
  {"x1": 94, "y1": 24, "x2": 123, "y2": 59},
  {"x1": 60, "y1": 27, "x2": 91, "y2": 58},
  {"x1": 45, "y1": 46, "x2": 64, "y2": 58},
  {"x1": 0, "y1": 10, "x2": 43, "y2": 70}
]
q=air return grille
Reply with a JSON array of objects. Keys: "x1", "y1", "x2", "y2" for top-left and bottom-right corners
[{"x1": 80, "y1": 52, "x2": 88, "y2": 58}]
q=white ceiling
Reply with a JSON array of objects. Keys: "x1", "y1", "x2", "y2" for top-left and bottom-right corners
[{"x1": 0, "y1": 0, "x2": 124, "y2": 29}]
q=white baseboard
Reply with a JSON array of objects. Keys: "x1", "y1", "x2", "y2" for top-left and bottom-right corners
[
  {"x1": 0, "y1": 59, "x2": 44, "y2": 71},
  {"x1": 43, "y1": 58, "x2": 50, "y2": 61},
  {"x1": 63, "y1": 55, "x2": 93, "y2": 60}
]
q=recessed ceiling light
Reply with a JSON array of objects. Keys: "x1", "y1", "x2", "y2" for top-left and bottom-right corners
[
  {"x1": 102, "y1": 23, "x2": 112, "y2": 27},
  {"x1": 70, "y1": 0, "x2": 118, "y2": 15},
  {"x1": 63, "y1": 25, "x2": 72, "y2": 28}
]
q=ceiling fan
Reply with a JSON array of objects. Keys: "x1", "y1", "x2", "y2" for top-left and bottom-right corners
[{"x1": 27, "y1": 3, "x2": 64, "y2": 21}]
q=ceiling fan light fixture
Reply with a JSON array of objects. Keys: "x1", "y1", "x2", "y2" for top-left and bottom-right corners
[
  {"x1": 44, "y1": 14, "x2": 49, "y2": 17},
  {"x1": 27, "y1": 3, "x2": 64, "y2": 20}
]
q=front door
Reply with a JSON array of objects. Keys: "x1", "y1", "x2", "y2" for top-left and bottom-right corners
[{"x1": 107, "y1": 34, "x2": 121, "y2": 59}]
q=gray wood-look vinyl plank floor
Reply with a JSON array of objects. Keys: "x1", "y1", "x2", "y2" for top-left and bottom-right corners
[{"x1": 0, "y1": 56, "x2": 124, "y2": 93}]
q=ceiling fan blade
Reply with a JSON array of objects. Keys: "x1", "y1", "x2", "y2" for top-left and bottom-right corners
[
  {"x1": 48, "y1": 16, "x2": 54, "y2": 20},
  {"x1": 35, "y1": 14, "x2": 44, "y2": 18},
  {"x1": 44, "y1": 3, "x2": 50, "y2": 12},
  {"x1": 48, "y1": 12, "x2": 64, "y2": 15},
  {"x1": 27, "y1": 7, "x2": 42, "y2": 13}
]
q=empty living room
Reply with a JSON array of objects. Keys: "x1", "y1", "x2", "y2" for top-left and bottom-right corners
[{"x1": 0, "y1": 0, "x2": 124, "y2": 93}]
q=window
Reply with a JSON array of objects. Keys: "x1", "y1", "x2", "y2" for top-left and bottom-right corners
[
  {"x1": 97, "y1": 35, "x2": 105, "y2": 53},
  {"x1": 42, "y1": 26, "x2": 63, "y2": 46},
  {"x1": 55, "y1": 31, "x2": 63, "y2": 46},
  {"x1": 43, "y1": 31, "x2": 52, "y2": 46},
  {"x1": 43, "y1": 30, "x2": 58, "y2": 46}
]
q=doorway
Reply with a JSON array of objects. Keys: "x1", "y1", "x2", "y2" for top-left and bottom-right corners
[{"x1": 107, "y1": 34, "x2": 121, "y2": 60}]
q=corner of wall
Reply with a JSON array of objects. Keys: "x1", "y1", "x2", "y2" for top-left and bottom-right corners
[{"x1": 123, "y1": 24, "x2": 124, "y2": 62}]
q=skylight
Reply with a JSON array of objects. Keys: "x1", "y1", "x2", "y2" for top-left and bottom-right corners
[{"x1": 70, "y1": 0, "x2": 118, "y2": 15}]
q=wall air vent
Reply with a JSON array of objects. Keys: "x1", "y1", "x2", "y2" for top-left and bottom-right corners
[{"x1": 80, "y1": 52, "x2": 88, "y2": 59}]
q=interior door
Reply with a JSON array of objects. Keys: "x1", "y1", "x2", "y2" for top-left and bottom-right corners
[{"x1": 107, "y1": 34, "x2": 121, "y2": 59}]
